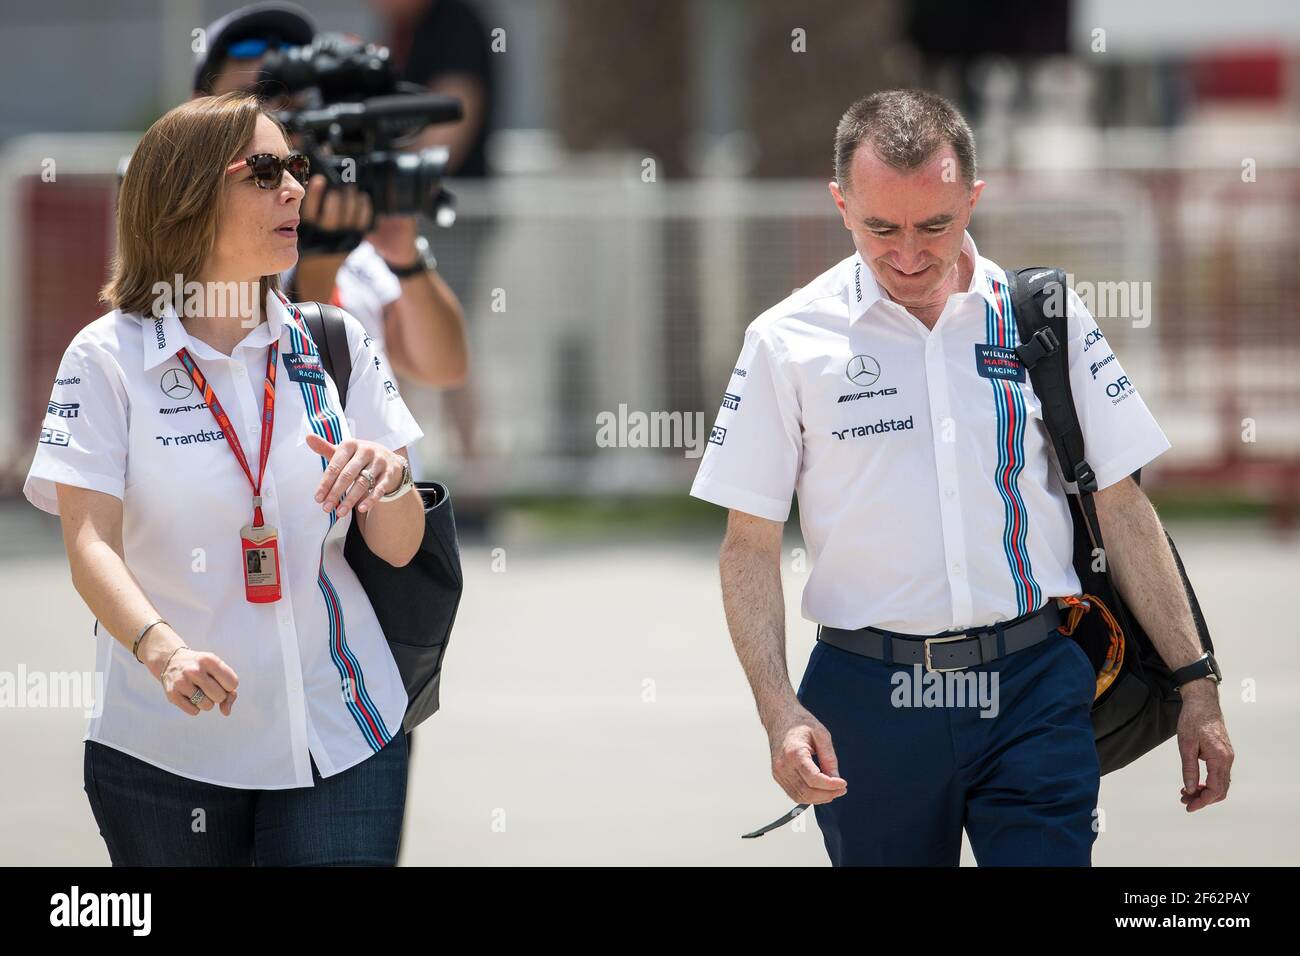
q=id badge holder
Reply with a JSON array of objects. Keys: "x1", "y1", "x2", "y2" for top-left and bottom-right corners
[{"x1": 241, "y1": 523, "x2": 282, "y2": 603}]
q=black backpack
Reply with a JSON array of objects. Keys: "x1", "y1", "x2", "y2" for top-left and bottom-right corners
[
  {"x1": 295, "y1": 300, "x2": 464, "y2": 732},
  {"x1": 1005, "y1": 268, "x2": 1215, "y2": 775}
]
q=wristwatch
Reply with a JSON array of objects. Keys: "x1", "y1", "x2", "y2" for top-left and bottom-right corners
[
  {"x1": 380, "y1": 456, "x2": 415, "y2": 502},
  {"x1": 382, "y1": 235, "x2": 437, "y2": 278},
  {"x1": 1171, "y1": 651, "x2": 1222, "y2": 690}
]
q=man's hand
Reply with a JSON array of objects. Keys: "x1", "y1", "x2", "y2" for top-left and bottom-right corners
[
  {"x1": 367, "y1": 215, "x2": 420, "y2": 267},
  {"x1": 1176, "y1": 681, "x2": 1233, "y2": 812},
  {"x1": 1093, "y1": 477, "x2": 1235, "y2": 812},
  {"x1": 767, "y1": 703, "x2": 848, "y2": 805},
  {"x1": 301, "y1": 174, "x2": 373, "y2": 233}
]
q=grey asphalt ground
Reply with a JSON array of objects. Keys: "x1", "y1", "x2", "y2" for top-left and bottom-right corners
[{"x1": 1, "y1": 500, "x2": 1296, "y2": 866}]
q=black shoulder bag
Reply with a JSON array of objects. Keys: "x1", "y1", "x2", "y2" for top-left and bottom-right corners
[
  {"x1": 296, "y1": 300, "x2": 464, "y2": 733},
  {"x1": 1005, "y1": 268, "x2": 1215, "y2": 775}
]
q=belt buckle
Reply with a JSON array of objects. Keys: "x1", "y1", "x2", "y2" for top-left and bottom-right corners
[{"x1": 923, "y1": 633, "x2": 971, "y2": 673}]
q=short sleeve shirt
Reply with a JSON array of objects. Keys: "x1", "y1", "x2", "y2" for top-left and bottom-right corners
[
  {"x1": 24, "y1": 290, "x2": 424, "y2": 788},
  {"x1": 689, "y1": 231, "x2": 1171, "y2": 634},
  {"x1": 329, "y1": 240, "x2": 403, "y2": 347}
]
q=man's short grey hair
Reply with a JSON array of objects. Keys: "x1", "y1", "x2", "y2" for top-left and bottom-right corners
[{"x1": 834, "y1": 89, "x2": 976, "y2": 191}]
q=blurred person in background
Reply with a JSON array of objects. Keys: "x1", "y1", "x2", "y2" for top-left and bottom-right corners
[
  {"x1": 25, "y1": 93, "x2": 427, "y2": 865},
  {"x1": 371, "y1": 0, "x2": 496, "y2": 521},
  {"x1": 194, "y1": 1, "x2": 469, "y2": 486}
]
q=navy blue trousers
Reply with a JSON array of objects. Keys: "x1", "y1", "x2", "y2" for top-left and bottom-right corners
[
  {"x1": 83, "y1": 730, "x2": 409, "y2": 866},
  {"x1": 796, "y1": 626, "x2": 1100, "y2": 866}
]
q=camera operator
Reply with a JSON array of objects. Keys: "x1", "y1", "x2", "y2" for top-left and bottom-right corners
[
  {"x1": 372, "y1": 0, "x2": 495, "y2": 470},
  {"x1": 193, "y1": 2, "x2": 469, "y2": 415}
]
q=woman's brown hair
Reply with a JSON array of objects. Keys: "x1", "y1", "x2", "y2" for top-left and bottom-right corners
[{"x1": 101, "y1": 91, "x2": 290, "y2": 318}]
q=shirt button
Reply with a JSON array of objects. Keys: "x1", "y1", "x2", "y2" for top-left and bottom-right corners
[
  {"x1": 945, "y1": 487, "x2": 956, "y2": 498},
  {"x1": 952, "y1": 562, "x2": 964, "y2": 575}
]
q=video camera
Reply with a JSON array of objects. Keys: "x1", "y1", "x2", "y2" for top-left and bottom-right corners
[{"x1": 258, "y1": 32, "x2": 462, "y2": 234}]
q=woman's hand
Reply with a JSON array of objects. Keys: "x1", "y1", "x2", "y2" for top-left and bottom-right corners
[
  {"x1": 305, "y1": 433, "x2": 405, "y2": 517},
  {"x1": 138, "y1": 627, "x2": 239, "y2": 718},
  {"x1": 158, "y1": 647, "x2": 240, "y2": 717}
]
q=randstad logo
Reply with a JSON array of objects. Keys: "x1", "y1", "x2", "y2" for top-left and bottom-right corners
[
  {"x1": 831, "y1": 415, "x2": 914, "y2": 441},
  {"x1": 154, "y1": 428, "x2": 227, "y2": 447}
]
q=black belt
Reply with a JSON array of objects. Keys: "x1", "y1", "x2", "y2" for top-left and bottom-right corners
[{"x1": 817, "y1": 602, "x2": 1063, "y2": 673}]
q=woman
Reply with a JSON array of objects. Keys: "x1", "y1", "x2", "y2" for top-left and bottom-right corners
[{"x1": 23, "y1": 92, "x2": 427, "y2": 866}]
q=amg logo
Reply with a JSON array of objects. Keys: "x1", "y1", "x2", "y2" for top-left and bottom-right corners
[
  {"x1": 837, "y1": 387, "x2": 898, "y2": 403},
  {"x1": 159, "y1": 402, "x2": 209, "y2": 415}
]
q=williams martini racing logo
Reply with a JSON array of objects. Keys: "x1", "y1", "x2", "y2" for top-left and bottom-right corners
[
  {"x1": 974, "y1": 344, "x2": 1026, "y2": 382},
  {"x1": 282, "y1": 352, "x2": 327, "y2": 386}
]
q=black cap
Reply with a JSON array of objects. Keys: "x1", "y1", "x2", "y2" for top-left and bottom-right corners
[{"x1": 194, "y1": 2, "x2": 317, "y2": 93}]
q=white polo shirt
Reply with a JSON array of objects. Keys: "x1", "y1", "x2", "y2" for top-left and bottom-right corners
[
  {"x1": 689, "y1": 231, "x2": 1171, "y2": 635},
  {"x1": 24, "y1": 289, "x2": 424, "y2": 789}
]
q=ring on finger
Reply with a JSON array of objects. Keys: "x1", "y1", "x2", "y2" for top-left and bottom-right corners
[{"x1": 189, "y1": 688, "x2": 206, "y2": 707}]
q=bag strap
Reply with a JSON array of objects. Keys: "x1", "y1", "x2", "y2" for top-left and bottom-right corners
[
  {"x1": 294, "y1": 301, "x2": 353, "y2": 410},
  {"x1": 1005, "y1": 268, "x2": 1108, "y2": 553}
]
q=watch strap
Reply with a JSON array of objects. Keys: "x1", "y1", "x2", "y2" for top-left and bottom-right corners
[
  {"x1": 383, "y1": 256, "x2": 428, "y2": 278},
  {"x1": 1172, "y1": 652, "x2": 1220, "y2": 687}
]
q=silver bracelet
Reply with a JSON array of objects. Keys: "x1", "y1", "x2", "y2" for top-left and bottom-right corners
[
  {"x1": 379, "y1": 456, "x2": 415, "y2": 502},
  {"x1": 132, "y1": 618, "x2": 167, "y2": 662}
]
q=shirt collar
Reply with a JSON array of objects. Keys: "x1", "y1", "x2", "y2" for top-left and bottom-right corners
[
  {"x1": 142, "y1": 285, "x2": 288, "y2": 370},
  {"x1": 848, "y1": 229, "x2": 996, "y2": 325}
]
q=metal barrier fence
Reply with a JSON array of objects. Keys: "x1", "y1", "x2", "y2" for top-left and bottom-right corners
[{"x1": 2, "y1": 136, "x2": 1297, "y2": 517}]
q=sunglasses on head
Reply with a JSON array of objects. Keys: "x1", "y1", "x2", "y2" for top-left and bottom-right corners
[
  {"x1": 225, "y1": 37, "x2": 288, "y2": 60},
  {"x1": 226, "y1": 152, "x2": 310, "y2": 190}
]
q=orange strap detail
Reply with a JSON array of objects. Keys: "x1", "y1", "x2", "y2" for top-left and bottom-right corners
[{"x1": 1055, "y1": 593, "x2": 1126, "y2": 700}]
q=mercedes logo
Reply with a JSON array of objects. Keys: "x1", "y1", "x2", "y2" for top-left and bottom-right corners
[
  {"x1": 161, "y1": 368, "x2": 195, "y2": 400},
  {"x1": 846, "y1": 354, "x2": 881, "y2": 387}
]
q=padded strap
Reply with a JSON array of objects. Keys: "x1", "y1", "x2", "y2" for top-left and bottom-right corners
[{"x1": 294, "y1": 300, "x2": 354, "y2": 410}]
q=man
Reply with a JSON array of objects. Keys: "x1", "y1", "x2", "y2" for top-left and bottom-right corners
[
  {"x1": 690, "y1": 89, "x2": 1234, "y2": 866},
  {"x1": 194, "y1": 2, "x2": 469, "y2": 409},
  {"x1": 370, "y1": 0, "x2": 496, "y2": 502}
]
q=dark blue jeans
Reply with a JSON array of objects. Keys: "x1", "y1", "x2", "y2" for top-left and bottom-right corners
[
  {"x1": 83, "y1": 730, "x2": 410, "y2": 866},
  {"x1": 797, "y1": 626, "x2": 1101, "y2": 866}
]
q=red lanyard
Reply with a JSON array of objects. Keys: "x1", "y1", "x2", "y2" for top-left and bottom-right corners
[{"x1": 176, "y1": 342, "x2": 280, "y2": 527}]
